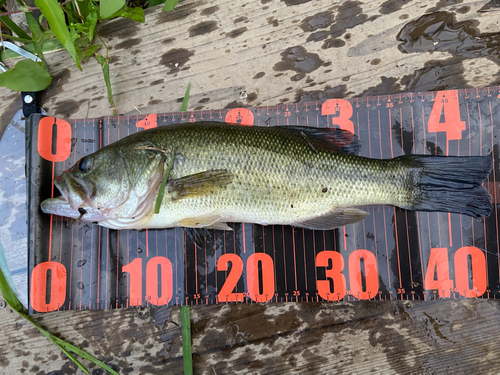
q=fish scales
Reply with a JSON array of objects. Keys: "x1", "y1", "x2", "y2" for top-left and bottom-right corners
[
  {"x1": 41, "y1": 122, "x2": 493, "y2": 230},
  {"x1": 130, "y1": 124, "x2": 408, "y2": 228}
]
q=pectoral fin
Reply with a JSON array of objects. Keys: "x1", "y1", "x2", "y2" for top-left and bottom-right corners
[
  {"x1": 295, "y1": 208, "x2": 369, "y2": 230},
  {"x1": 169, "y1": 170, "x2": 234, "y2": 200}
]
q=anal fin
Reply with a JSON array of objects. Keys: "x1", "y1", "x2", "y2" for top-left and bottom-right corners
[
  {"x1": 178, "y1": 215, "x2": 232, "y2": 231},
  {"x1": 205, "y1": 222, "x2": 233, "y2": 231},
  {"x1": 179, "y1": 214, "x2": 220, "y2": 228},
  {"x1": 295, "y1": 208, "x2": 369, "y2": 230}
]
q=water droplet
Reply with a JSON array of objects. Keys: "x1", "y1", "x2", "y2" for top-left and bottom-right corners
[
  {"x1": 77, "y1": 282, "x2": 84, "y2": 290},
  {"x1": 77, "y1": 259, "x2": 87, "y2": 267}
]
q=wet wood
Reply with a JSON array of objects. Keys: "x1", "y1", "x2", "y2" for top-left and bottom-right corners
[
  {"x1": 1, "y1": 291, "x2": 500, "y2": 373},
  {"x1": 1, "y1": 0, "x2": 500, "y2": 372},
  {"x1": 1, "y1": 0, "x2": 500, "y2": 137}
]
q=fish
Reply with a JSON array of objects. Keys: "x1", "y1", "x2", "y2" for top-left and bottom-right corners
[{"x1": 40, "y1": 122, "x2": 493, "y2": 231}]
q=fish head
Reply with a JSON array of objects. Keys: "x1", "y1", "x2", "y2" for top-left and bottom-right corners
[{"x1": 41, "y1": 142, "x2": 165, "y2": 227}]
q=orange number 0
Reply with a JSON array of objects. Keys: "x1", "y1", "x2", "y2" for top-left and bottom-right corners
[
  {"x1": 37, "y1": 117, "x2": 72, "y2": 162},
  {"x1": 30, "y1": 261, "x2": 67, "y2": 312}
]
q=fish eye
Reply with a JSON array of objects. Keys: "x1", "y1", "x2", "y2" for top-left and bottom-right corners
[{"x1": 78, "y1": 156, "x2": 94, "y2": 173}]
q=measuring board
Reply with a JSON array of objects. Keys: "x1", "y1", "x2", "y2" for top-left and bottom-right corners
[{"x1": 26, "y1": 86, "x2": 500, "y2": 313}]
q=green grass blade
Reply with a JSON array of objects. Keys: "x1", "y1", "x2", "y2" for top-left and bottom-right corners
[
  {"x1": 34, "y1": 327, "x2": 90, "y2": 375},
  {"x1": 0, "y1": 242, "x2": 23, "y2": 312},
  {"x1": 25, "y1": 314, "x2": 118, "y2": 375},
  {"x1": 153, "y1": 82, "x2": 190, "y2": 213},
  {"x1": 178, "y1": 83, "x2": 193, "y2": 375},
  {"x1": 162, "y1": 0, "x2": 180, "y2": 11},
  {"x1": 180, "y1": 82, "x2": 190, "y2": 112},
  {"x1": 34, "y1": 0, "x2": 82, "y2": 70},
  {"x1": 1, "y1": 34, "x2": 32, "y2": 44},
  {"x1": 95, "y1": 53, "x2": 115, "y2": 109},
  {"x1": 0, "y1": 268, "x2": 23, "y2": 312},
  {"x1": 154, "y1": 151, "x2": 175, "y2": 214},
  {"x1": 0, "y1": 241, "x2": 119, "y2": 375},
  {"x1": 0, "y1": 15, "x2": 31, "y2": 40},
  {"x1": 180, "y1": 306, "x2": 193, "y2": 375}
]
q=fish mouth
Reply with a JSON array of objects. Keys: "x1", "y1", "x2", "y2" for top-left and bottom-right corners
[
  {"x1": 41, "y1": 173, "x2": 88, "y2": 219},
  {"x1": 41, "y1": 196, "x2": 81, "y2": 219}
]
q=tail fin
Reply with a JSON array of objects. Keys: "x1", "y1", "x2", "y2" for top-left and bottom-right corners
[{"x1": 404, "y1": 155, "x2": 493, "y2": 218}]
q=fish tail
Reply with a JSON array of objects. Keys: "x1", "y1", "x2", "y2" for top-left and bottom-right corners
[{"x1": 400, "y1": 155, "x2": 493, "y2": 218}]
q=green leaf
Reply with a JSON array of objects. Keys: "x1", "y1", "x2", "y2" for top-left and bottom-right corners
[
  {"x1": 25, "y1": 12, "x2": 44, "y2": 40},
  {"x1": 25, "y1": 12, "x2": 46, "y2": 67},
  {"x1": 162, "y1": 0, "x2": 180, "y2": 11},
  {"x1": 82, "y1": 44, "x2": 100, "y2": 61},
  {"x1": 34, "y1": 0, "x2": 82, "y2": 70},
  {"x1": 147, "y1": 0, "x2": 165, "y2": 8},
  {"x1": 117, "y1": 6, "x2": 145, "y2": 22},
  {"x1": 0, "y1": 15, "x2": 31, "y2": 40},
  {"x1": 180, "y1": 82, "x2": 190, "y2": 111},
  {"x1": 0, "y1": 59, "x2": 52, "y2": 91},
  {"x1": 100, "y1": 0, "x2": 125, "y2": 18},
  {"x1": 180, "y1": 306, "x2": 193, "y2": 375},
  {"x1": 104, "y1": 6, "x2": 145, "y2": 22},
  {"x1": 75, "y1": 0, "x2": 90, "y2": 20},
  {"x1": 95, "y1": 53, "x2": 115, "y2": 108},
  {"x1": 86, "y1": 3, "x2": 99, "y2": 40}
]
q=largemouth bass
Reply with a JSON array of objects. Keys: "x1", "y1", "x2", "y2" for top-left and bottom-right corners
[{"x1": 41, "y1": 123, "x2": 493, "y2": 230}]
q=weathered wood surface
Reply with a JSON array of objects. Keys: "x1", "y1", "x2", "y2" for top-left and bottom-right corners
[
  {"x1": 1, "y1": 293, "x2": 500, "y2": 374},
  {"x1": 2, "y1": 0, "x2": 500, "y2": 136},
  {"x1": 1, "y1": 0, "x2": 500, "y2": 373}
]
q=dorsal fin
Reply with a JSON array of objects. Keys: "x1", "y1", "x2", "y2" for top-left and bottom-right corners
[{"x1": 285, "y1": 126, "x2": 360, "y2": 155}]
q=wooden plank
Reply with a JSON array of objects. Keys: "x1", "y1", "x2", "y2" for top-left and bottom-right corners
[
  {"x1": 1, "y1": 0, "x2": 500, "y2": 372},
  {"x1": 0, "y1": 290, "x2": 184, "y2": 374},
  {"x1": 1, "y1": 291, "x2": 500, "y2": 373},
  {"x1": 2, "y1": 0, "x2": 500, "y2": 136}
]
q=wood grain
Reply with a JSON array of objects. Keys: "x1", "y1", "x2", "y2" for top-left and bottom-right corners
[
  {"x1": 1, "y1": 0, "x2": 500, "y2": 373},
  {"x1": 2, "y1": 0, "x2": 500, "y2": 136},
  {"x1": 1, "y1": 290, "x2": 500, "y2": 373}
]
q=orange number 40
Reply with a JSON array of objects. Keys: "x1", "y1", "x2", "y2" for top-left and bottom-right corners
[{"x1": 424, "y1": 247, "x2": 486, "y2": 298}]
